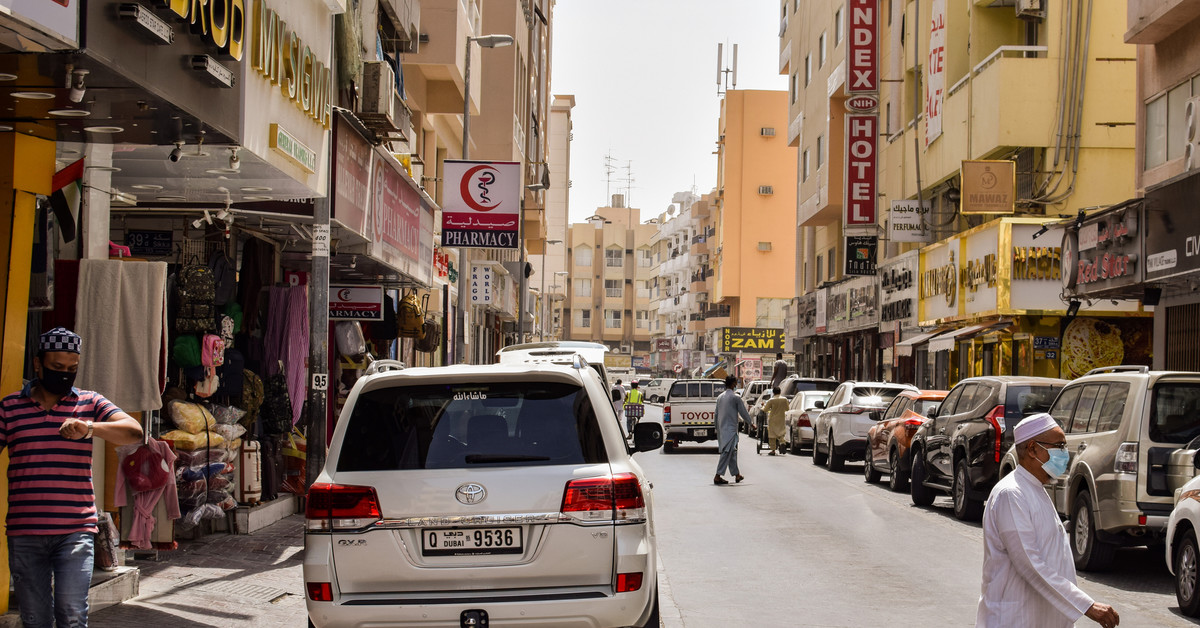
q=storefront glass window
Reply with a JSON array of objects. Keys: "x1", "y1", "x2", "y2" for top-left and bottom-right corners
[{"x1": 1145, "y1": 95, "x2": 1167, "y2": 169}]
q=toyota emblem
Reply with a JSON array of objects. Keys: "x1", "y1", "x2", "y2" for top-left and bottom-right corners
[{"x1": 455, "y1": 483, "x2": 487, "y2": 505}]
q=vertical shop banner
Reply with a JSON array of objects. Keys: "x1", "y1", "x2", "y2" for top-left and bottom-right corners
[
  {"x1": 925, "y1": 0, "x2": 947, "y2": 147},
  {"x1": 890, "y1": 200, "x2": 932, "y2": 242},
  {"x1": 845, "y1": 235, "x2": 878, "y2": 276},
  {"x1": 847, "y1": 0, "x2": 878, "y2": 93},
  {"x1": 844, "y1": 114, "x2": 878, "y2": 226},
  {"x1": 442, "y1": 160, "x2": 521, "y2": 249},
  {"x1": 470, "y1": 265, "x2": 495, "y2": 305},
  {"x1": 815, "y1": 289, "x2": 828, "y2": 334},
  {"x1": 333, "y1": 116, "x2": 373, "y2": 237}
]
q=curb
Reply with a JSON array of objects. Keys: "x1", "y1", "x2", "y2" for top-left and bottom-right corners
[{"x1": 657, "y1": 550, "x2": 683, "y2": 627}]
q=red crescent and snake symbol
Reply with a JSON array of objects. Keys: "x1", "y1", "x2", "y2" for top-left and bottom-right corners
[{"x1": 460, "y1": 165, "x2": 502, "y2": 212}]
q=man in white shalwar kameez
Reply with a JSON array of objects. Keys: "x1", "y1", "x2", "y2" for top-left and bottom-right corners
[
  {"x1": 713, "y1": 375, "x2": 749, "y2": 485},
  {"x1": 976, "y1": 413, "x2": 1119, "y2": 628}
]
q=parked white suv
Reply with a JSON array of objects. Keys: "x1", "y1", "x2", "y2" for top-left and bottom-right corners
[
  {"x1": 1167, "y1": 452, "x2": 1200, "y2": 617},
  {"x1": 812, "y1": 381, "x2": 917, "y2": 471},
  {"x1": 304, "y1": 359, "x2": 664, "y2": 627}
]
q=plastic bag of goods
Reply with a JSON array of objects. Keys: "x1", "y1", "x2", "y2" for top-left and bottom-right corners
[
  {"x1": 179, "y1": 461, "x2": 232, "y2": 482},
  {"x1": 161, "y1": 430, "x2": 225, "y2": 451},
  {"x1": 175, "y1": 448, "x2": 229, "y2": 468},
  {"x1": 177, "y1": 503, "x2": 226, "y2": 530},
  {"x1": 280, "y1": 430, "x2": 308, "y2": 495},
  {"x1": 211, "y1": 404, "x2": 247, "y2": 426},
  {"x1": 213, "y1": 423, "x2": 246, "y2": 443},
  {"x1": 165, "y1": 399, "x2": 216, "y2": 434}
]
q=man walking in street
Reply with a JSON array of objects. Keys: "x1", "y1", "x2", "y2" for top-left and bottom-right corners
[
  {"x1": 769, "y1": 353, "x2": 789, "y2": 389},
  {"x1": 0, "y1": 328, "x2": 144, "y2": 628},
  {"x1": 611, "y1": 379, "x2": 625, "y2": 427},
  {"x1": 714, "y1": 375, "x2": 750, "y2": 485},
  {"x1": 976, "y1": 413, "x2": 1119, "y2": 628},
  {"x1": 762, "y1": 386, "x2": 789, "y2": 455}
]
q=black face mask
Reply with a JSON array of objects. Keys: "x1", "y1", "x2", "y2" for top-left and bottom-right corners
[{"x1": 40, "y1": 368, "x2": 77, "y2": 396}]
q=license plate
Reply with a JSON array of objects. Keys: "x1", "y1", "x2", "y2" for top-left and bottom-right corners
[
  {"x1": 422, "y1": 527, "x2": 523, "y2": 556},
  {"x1": 693, "y1": 429, "x2": 709, "y2": 437}
]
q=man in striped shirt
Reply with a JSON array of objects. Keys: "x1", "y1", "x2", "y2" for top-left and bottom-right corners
[{"x1": 0, "y1": 328, "x2": 143, "y2": 627}]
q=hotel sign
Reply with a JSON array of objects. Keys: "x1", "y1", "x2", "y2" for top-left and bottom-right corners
[
  {"x1": 845, "y1": 114, "x2": 878, "y2": 226},
  {"x1": 847, "y1": 0, "x2": 878, "y2": 93}
]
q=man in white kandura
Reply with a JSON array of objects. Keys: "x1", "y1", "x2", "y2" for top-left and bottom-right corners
[{"x1": 976, "y1": 412, "x2": 1120, "y2": 628}]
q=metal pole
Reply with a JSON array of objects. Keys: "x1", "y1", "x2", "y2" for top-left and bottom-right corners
[
  {"x1": 539, "y1": 245, "x2": 547, "y2": 341},
  {"x1": 306, "y1": 194, "x2": 331, "y2": 487},
  {"x1": 455, "y1": 36, "x2": 473, "y2": 364},
  {"x1": 517, "y1": 200, "x2": 526, "y2": 343}
]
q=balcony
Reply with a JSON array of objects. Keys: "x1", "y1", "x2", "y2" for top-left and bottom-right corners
[
  {"x1": 967, "y1": 47, "x2": 1054, "y2": 160},
  {"x1": 690, "y1": 237, "x2": 708, "y2": 256},
  {"x1": 779, "y1": 39, "x2": 792, "y2": 75},
  {"x1": 1126, "y1": 0, "x2": 1200, "y2": 44},
  {"x1": 402, "y1": 0, "x2": 481, "y2": 115}
]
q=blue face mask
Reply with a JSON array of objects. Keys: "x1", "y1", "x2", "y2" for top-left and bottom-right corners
[{"x1": 1041, "y1": 447, "x2": 1070, "y2": 477}]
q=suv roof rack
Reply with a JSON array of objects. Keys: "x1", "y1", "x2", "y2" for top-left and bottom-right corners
[
  {"x1": 365, "y1": 359, "x2": 406, "y2": 375},
  {"x1": 1084, "y1": 365, "x2": 1149, "y2": 376}
]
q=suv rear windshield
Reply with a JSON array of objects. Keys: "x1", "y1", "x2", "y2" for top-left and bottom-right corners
[
  {"x1": 669, "y1": 381, "x2": 721, "y2": 399},
  {"x1": 850, "y1": 387, "x2": 906, "y2": 408},
  {"x1": 1149, "y1": 383, "x2": 1200, "y2": 444},
  {"x1": 336, "y1": 381, "x2": 608, "y2": 471},
  {"x1": 1004, "y1": 385, "x2": 1062, "y2": 425},
  {"x1": 782, "y1": 379, "x2": 840, "y2": 396}
]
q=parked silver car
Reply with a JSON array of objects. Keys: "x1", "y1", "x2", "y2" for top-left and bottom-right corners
[{"x1": 304, "y1": 360, "x2": 664, "y2": 627}]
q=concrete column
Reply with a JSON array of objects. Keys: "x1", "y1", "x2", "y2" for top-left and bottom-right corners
[{"x1": 80, "y1": 143, "x2": 113, "y2": 260}]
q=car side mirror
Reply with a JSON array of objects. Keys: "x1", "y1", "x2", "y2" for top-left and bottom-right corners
[
  {"x1": 814, "y1": 400, "x2": 826, "y2": 409},
  {"x1": 928, "y1": 406, "x2": 940, "y2": 419},
  {"x1": 632, "y1": 421, "x2": 664, "y2": 453}
]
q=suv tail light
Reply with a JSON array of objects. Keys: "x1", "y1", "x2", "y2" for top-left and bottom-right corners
[
  {"x1": 561, "y1": 473, "x2": 646, "y2": 524},
  {"x1": 1115, "y1": 442, "x2": 1138, "y2": 474},
  {"x1": 663, "y1": 404, "x2": 671, "y2": 424},
  {"x1": 616, "y1": 572, "x2": 644, "y2": 593},
  {"x1": 984, "y1": 405, "x2": 1005, "y2": 463},
  {"x1": 797, "y1": 415, "x2": 811, "y2": 428},
  {"x1": 903, "y1": 417, "x2": 925, "y2": 429},
  {"x1": 306, "y1": 483, "x2": 382, "y2": 532}
]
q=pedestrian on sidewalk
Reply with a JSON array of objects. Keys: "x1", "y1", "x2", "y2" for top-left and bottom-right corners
[
  {"x1": 0, "y1": 328, "x2": 144, "y2": 628},
  {"x1": 769, "y1": 353, "x2": 789, "y2": 389},
  {"x1": 714, "y1": 375, "x2": 749, "y2": 485},
  {"x1": 976, "y1": 413, "x2": 1119, "y2": 628},
  {"x1": 762, "y1": 386, "x2": 789, "y2": 455}
]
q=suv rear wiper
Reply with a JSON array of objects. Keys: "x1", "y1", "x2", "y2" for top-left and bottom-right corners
[{"x1": 465, "y1": 454, "x2": 552, "y2": 463}]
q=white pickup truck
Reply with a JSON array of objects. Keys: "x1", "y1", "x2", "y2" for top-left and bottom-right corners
[{"x1": 662, "y1": 379, "x2": 724, "y2": 452}]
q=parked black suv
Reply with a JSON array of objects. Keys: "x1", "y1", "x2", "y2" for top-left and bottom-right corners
[{"x1": 909, "y1": 376, "x2": 1067, "y2": 520}]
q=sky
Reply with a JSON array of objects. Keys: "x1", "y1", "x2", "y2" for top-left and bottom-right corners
[{"x1": 550, "y1": 0, "x2": 788, "y2": 223}]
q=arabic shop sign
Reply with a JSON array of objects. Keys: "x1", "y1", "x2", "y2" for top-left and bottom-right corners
[
  {"x1": 920, "y1": 249, "x2": 957, "y2": 307},
  {"x1": 249, "y1": 0, "x2": 333, "y2": 129},
  {"x1": 1012, "y1": 246, "x2": 1061, "y2": 281},
  {"x1": 845, "y1": 235, "x2": 878, "y2": 276},
  {"x1": 879, "y1": 251, "x2": 918, "y2": 326},
  {"x1": 442, "y1": 160, "x2": 522, "y2": 250},
  {"x1": 1064, "y1": 203, "x2": 1140, "y2": 293},
  {"x1": 157, "y1": 0, "x2": 245, "y2": 59},
  {"x1": 329, "y1": 285, "x2": 383, "y2": 320},
  {"x1": 718, "y1": 327, "x2": 785, "y2": 353}
]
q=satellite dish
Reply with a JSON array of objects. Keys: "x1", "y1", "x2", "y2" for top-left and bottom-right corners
[{"x1": 667, "y1": 205, "x2": 676, "y2": 215}]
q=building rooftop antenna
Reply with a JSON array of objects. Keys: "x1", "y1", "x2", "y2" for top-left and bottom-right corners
[
  {"x1": 604, "y1": 151, "x2": 617, "y2": 205},
  {"x1": 623, "y1": 160, "x2": 635, "y2": 208},
  {"x1": 717, "y1": 42, "x2": 738, "y2": 97}
]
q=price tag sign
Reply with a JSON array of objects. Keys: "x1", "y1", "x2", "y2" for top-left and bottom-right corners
[
  {"x1": 312, "y1": 224, "x2": 330, "y2": 257},
  {"x1": 311, "y1": 373, "x2": 329, "y2": 391}
]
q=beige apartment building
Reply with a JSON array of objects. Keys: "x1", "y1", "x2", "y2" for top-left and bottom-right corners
[
  {"x1": 528, "y1": 94, "x2": 575, "y2": 340},
  {"x1": 563, "y1": 198, "x2": 657, "y2": 354},
  {"x1": 780, "y1": 0, "x2": 1141, "y2": 386}
]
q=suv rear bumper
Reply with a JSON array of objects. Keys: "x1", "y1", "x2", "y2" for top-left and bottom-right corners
[
  {"x1": 832, "y1": 439, "x2": 866, "y2": 460},
  {"x1": 665, "y1": 426, "x2": 716, "y2": 443},
  {"x1": 307, "y1": 586, "x2": 655, "y2": 627}
]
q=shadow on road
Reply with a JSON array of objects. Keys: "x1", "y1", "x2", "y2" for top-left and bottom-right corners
[{"x1": 661, "y1": 446, "x2": 720, "y2": 455}]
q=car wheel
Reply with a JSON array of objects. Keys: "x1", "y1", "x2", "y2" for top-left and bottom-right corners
[
  {"x1": 910, "y1": 452, "x2": 935, "y2": 507},
  {"x1": 864, "y1": 451, "x2": 882, "y2": 483},
  {"x1": 662, "y1": 441, "x2": 676, "y2": 454},
  {"x1": 952, "y1": 460, "x2": 984, "y2": 521},
  {"x1": 888, "y1": 449, "x2": 910, "y2": 492},
  {"x1": 812, "y1": 432, "x2": 828, "y2": 465},
  {"x1": 789, "y1": 428, "x2": 803, "y2": 456},
  {"x1": 1070, "y1": 490, "x2": 1117, "y2": 571},
  {"x1": 826, "y1": 431, "x2": 845, "y2": 471},
  {"x1": 1176, "y1": 530, "x2": 1200, "y2": 617}
]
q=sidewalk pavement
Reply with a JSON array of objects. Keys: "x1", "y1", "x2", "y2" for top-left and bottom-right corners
[{"x1": 90, "y1": 514, "x2": 308, "y2": 627}]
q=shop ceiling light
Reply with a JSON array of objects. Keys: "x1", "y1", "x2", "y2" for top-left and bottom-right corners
[
  {"x1": 84, "y1": 126, "x2": 124, "y2": 133},
  {"x1": 117, "y1": 3, "x2": 174, "y2": 45},
  {"x1": 0, "y1": 73, "x2": 16, "y2": 81},
  {"x1": 85, "y1": 165, "x2": 121, "y2": 173},
  {"x1": 130, "y1": 184, "x2": 163, "y2": 191},
  {"x1": 48, "y1": 109, "x2": 91, "y2": 117},
  {"x1": 11, "y1": 92, "x2": 54, "y2": 100},
  {"x1": 240, "y1": 186, "x2": 272, "y2": 192},
  {"x1": 156, "y1": 195, "x2": 186, "y2": 201},
  {"x1": 243, "y1": 195, "x2": 271, "y2": 201}
]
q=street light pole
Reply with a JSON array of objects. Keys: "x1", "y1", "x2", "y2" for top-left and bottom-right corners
[
  {"x1": 454, "y1": 33, "x2": 514, "y2": 365},
  {"x1": 539, "y1": 239, "x2": 561, "y2": 341}
]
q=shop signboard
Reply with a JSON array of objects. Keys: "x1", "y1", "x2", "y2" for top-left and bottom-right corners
[
  {"x1": 827, "y1": 287, "x2": 849, "y2": 332},
  {"x1": 846, "y1": 0, "x2": 878, "y2": 94},
  {"x1": 925, "y1": 0, "x2": 947, "y2": 147},
  {"x1": 371, "y1": 149, "x2": 434, "y2": 286},
  {"x1": 918, "y1": 237, "x2": 959, "y2": 323},
  {"x1": 1062, "y1": 203, "x2": 1141, "y2": 296},
  {"x1": 844, "y1": 114, "x2": 878, "y2": 226},
  {"x1": 0, "y1": 0, "x2": 79, "y2": 48},
  {"x1": 815, "y1": 289, "x2": 828, "y2": 334},
  {"x1": 1009, "y1": 221, "x2": 1069, "y2": 312},
  {"x1": 470, "y1": 265, "x2": 494, "y2": 305},
  {"x1": 655, "y1": 338, "x2": 673, "y2": 352},
  {"x1": 796, "y1": 292, "x2": 817, "y2": 338},
  {"x1": 879, "y1": 250, "x2": 918, "y2": 328},
  {"x1": 718, "y1": 327, "x2": 785, "y2": 353},
  {"x1": 890, "y1": 200, "x2": 932, "y2": 243},
  {"x1": 961, "y1": 223, "x2": 1000, "y2": 316},
  {"x1": 1145, "y1": 174, "x2": 1200, "y2": 282},
  {"x1": 605, "y1": 354, "x2": 633, "y2": 368},
  {"x1": 961, "y1": 160, "x2": 1015, "y2": 214},
  {"x1": 829, "y1": 276, "x2": 879, "y2": 334},
  {"x1": 442, "y1": 160, "x2": 522, "y2": 249},
  {"x1": 329, "y1": 286, "x2": 383, "y2": 320},
  {"x1": 739, "y1": 358, "x2": 763, "y2": 381},
  {"x1": 1058, "y1": 317, "x2": 1152, "y2": 379},
  {"x1": 845, "y1": 235, "x2": 878, "y2": 275},
  {"x1": 124, "y1": 230, "x2": 173, "y2": 257},
  {"x1": 332, "y1": 114, "x2": 372, "y2": 238}
]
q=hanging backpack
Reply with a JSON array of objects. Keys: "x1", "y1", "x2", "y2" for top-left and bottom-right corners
[
  {"x1": 208, "y1": 250, "x2": 237, "y2": 306},
  {"x1": 397, "y1": 291, "x2": 426, "y2": 339},
  {"x1": 261, "y1": 373, "x2": 292, "y2": 435},
  {"x1": 415, "y1": 317, "x2": 441, "y2": 353},
  {"x1": 201, "y1": 334, "x2": 226, "y2": 370},
  {"x1": 176, "y1": 263, "x2": 216, "y2": 333},
  {"x1": 239, "y1": 369, "x2": 264, "y2": 428}
]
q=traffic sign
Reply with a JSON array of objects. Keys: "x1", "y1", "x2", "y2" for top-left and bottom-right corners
[{"x1": 673, "y1": 363, "x2": 683, "y2": 374}]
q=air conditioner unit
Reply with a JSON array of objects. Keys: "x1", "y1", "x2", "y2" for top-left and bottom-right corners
[
  {"x1": 360, "y1": 61, "x2": 397, "y2": 130},
  {"x1": 620, "y1": 344, "x2": 632, "y2": 354},
  {"x1": 758, "y1": 185, "x2": 774, "y2": 195},
  {"x1": 1016, "y1": 0, "x2": 1044, "y2": 18},
  {"x1": 1186, "y1": 96, "x2": 1200, "y2": 171},
  {"x1": 760, "y1": 127, "x2": 776, "y2": 137}
]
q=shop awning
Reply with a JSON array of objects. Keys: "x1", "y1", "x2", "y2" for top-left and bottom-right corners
[
  {"x1": 928, "y1": 323, "x2": 993, "y2": 353},
  {"x1": 963, "y1": 319, "x2": 1014, "y2": 342},
  {"x1": 894, "y1": 329, "x2": 945, "y2": 357}
]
